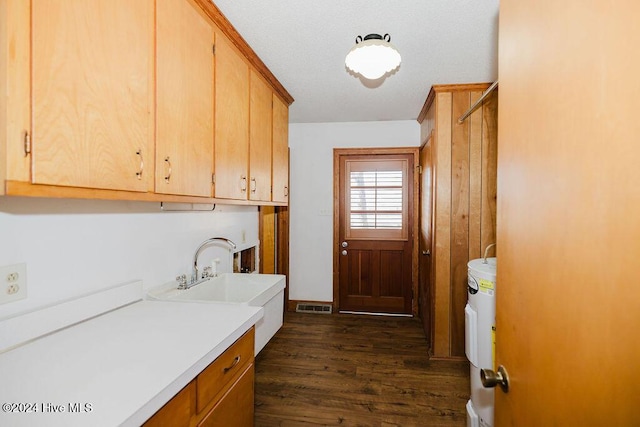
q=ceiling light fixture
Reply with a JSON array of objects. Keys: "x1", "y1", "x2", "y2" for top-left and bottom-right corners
[{"x1": 345, "y1": 33, "x2": 401, "y2": 80}]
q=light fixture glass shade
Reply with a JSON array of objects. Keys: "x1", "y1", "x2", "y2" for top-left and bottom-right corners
[{"x1": 345, "y1": 34, "x2": 401, "y2": 80}]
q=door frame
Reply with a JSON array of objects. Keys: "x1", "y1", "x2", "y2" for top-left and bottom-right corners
[
  {"x1": 333, "y1": 147, "x2": 420, "y2": 316},
  {"x1": 419, "y1": 132, "x2": 435, "y2": 348}
]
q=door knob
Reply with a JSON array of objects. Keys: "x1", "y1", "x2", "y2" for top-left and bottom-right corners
[
  {"x1": 341, "y1": 241, "x2": 348, "y2": 248},
  {"x1": 480, "y1": 365, "x2": 510, "y2": 393},
  {"x1": 341, "y1": 250, "x2": 347, "y2": 256}
]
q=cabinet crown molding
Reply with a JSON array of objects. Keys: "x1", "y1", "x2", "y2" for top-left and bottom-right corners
[
  {"x1": 417, "y1": 83, "x2": 492, "y2": 123},
  {"x1": 193, "y1": 0, "x2": 294, "y2": 106}
]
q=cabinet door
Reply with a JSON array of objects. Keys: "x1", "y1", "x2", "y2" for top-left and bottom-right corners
[
  {"x1": 156, "y1": 0, "x2": 214, "y2": 197},
  {"x1": 272, "y1": 95, "x2": 289, "y2": 203},
  {"x1": 214, "y1": 33, "x2": 249, "y2": 200},
  {"x1": 2, "y1": 0, "x2": 30, "y2": 185},
  {"x1": 197, "y1": 364, "x2": 254, "y2": 427},
  {"x1": 31, "y1": 0, "x2": 153, "y2": 192},
  {"x1": 143, "y1": 381, "x2": 195, "y2": 427},
  {"x1": 249, "y1": 71, "x2": 272, "y2": 202}
]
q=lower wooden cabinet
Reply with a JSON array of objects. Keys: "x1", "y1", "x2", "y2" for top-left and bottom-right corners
[
  {"x1": 144, "y1": 328, "x2": 255, "y2": 426},
  {"x1": 143, "y1": 382, "x2": 196, "y2": 427},
  {"x1": 197, "y1": 364, "x2": 254, "y2": 427}
]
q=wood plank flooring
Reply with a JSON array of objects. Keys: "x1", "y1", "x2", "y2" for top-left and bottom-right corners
[{"x1": 254, "y1": 312, "x2": 470, "y2": 426}]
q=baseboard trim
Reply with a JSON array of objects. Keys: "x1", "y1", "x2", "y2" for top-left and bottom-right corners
[{"x1": 428, "y1": 355, "x2": 469, "y2": 362}]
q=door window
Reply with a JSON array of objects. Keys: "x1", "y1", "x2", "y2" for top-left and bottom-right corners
[{"x1": 345, "y1": 159, "x2": 408, "y2": 240}]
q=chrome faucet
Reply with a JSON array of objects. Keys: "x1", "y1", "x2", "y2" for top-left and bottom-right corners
[{"x1": 192, "y1": 237, "x2": 237, "y2": 283}]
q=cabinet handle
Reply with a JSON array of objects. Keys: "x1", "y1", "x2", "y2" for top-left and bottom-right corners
[
  {"x1": 251, "y1": 177, "x2": 257, "y2": 193},
  {"x1": 135, "y1": 149, "x2": 144, "y2": 180},
  {"x1": 223, "y1": 355, "x2": 241, "y2": 373},
  {"x1": 240, "y1": 176, "x2": 247, "y2": 192},
  {"x1": 164, "y1": 156, "x2": 172, "y2": 183},
  {"x1": 24, "y1": 132, "x2": 31, "y2": 156},
  {"x1": 284, "y1": 185, "x2": 288, "y2": 197}
]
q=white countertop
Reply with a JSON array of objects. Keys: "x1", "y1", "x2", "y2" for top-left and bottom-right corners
[{"x1": 0, "y1": 299, "x2": 263, "y2": 426}]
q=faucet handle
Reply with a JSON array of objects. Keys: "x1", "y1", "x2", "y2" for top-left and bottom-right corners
[
  {"x1": 203, "y1": 266, "x2": 213, "y2": 278},
  {"x1": 176, "y1": 274, "x2": 188, "y2": 289}
]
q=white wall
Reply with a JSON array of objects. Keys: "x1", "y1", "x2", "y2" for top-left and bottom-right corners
[
  {"x1": 288, "y1": 120, "x2": 420, "y2": 302},
  {"x1": 0, "y1": 120, "x2": 420, "y2": 318},
  {"x1": 0, "y1": 197, "x2": 258, "y2": 318}
]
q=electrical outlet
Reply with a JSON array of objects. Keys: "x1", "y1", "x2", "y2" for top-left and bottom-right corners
[{"x1": 0, "y1": 263, "x2": 27, "y2": 305}]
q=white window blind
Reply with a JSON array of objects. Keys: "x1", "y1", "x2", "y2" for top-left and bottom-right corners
[{"x1": 350, "y1": 170, "x2": 403, "y2": 230}]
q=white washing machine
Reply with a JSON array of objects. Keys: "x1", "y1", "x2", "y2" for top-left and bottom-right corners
[{"x1": 465, "y1": 257, "x2": 496, "y2": 427}]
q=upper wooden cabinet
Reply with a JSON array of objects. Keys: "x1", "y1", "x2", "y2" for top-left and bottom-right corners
[
  {"x1": 215, "y1": 43, "x2": 289, "y2": 205},
  {"x1": 156, "y1": 0, "x2": 214, "y2": 197},
  {"x1": 272, "y1": 95, "x2": 289, "y2": 204},
  {"x1": 249, "y1": 71, "x2": 273, "y2": 202},
  {"x1": 31, "y1": 0, "x2": 154, "y2": 192},
  {"x1": 213, "y1": 31, "x2": 250, "y2": 200},
  {"x1": 0, "y1": 0, "x2": 292, "y2": 204}
]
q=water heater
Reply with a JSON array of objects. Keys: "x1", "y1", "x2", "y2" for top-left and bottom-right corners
[{"x1": 465, "y1": 257, "x2": 496, "y2": 427}]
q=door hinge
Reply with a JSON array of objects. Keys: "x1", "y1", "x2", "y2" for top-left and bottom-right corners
[
  {"x1": 23, "y1": 131, "x2": 31, "y2": 156},
  {"x1": 417, "y1": 165, "x2": 423, "y2": 174},
  {"x1": 211, "y1": 173, "x2": 216, "y2": 184},
  {"x1": 212, "y1": 44, "x2": 215, "y2": 55}
]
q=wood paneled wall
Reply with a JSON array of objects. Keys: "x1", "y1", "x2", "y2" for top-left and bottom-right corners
[
  {"x1": 259, "y1": 206, "x2": 276, "y2": 274},
  {"x1": 276, "y1": 206, "x2": 289, "y2": 305},
  {"x1": 259, "y1": 205, "x2": 289, "y2": 308},
  {"x1": 417, "y1": 84, "x2": 498, "y2": 359}
]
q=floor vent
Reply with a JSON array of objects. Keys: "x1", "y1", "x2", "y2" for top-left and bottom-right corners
[{"x1": 296, "y1": 303, "x2": 333, "y2": 314}]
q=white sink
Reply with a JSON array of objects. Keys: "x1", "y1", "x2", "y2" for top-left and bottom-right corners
[{"x1": 147, "y1": 273, "x2": 285, "y2": 355}]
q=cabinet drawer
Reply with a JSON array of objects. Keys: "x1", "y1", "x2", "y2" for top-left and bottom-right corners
[{"x1": 196, "y1": 327, "x2": 254, "y2": 413}]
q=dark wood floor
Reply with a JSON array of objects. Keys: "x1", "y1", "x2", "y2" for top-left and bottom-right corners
[{"x1": 254, "y1": 312, "x2": 470, "y2": 427}]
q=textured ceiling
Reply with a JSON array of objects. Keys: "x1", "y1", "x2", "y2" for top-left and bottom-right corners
[{"x1": 212, "y1": 0, "x2": 500, "y2": 123}]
